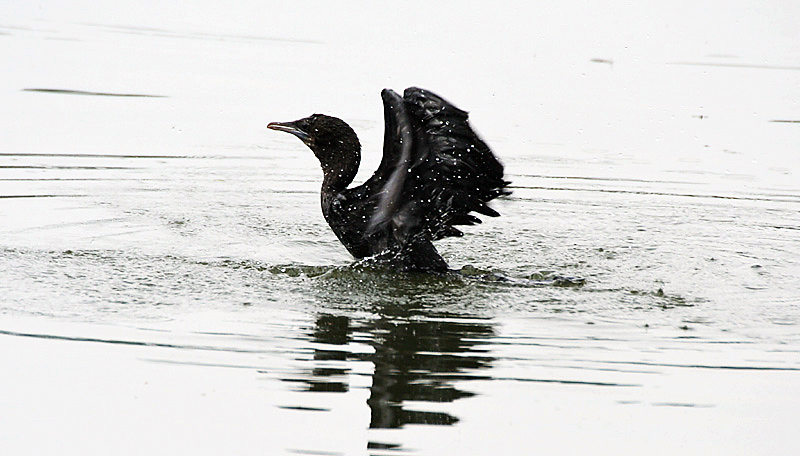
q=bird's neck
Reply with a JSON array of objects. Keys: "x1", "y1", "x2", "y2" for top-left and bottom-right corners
[{"x1": 318, "y1": 144, "x2": 361, "y2": 192}]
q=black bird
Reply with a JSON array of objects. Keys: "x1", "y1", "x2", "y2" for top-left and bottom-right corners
[{"x1": 267, "y1": 87, "x2": 510, "y2": 272}]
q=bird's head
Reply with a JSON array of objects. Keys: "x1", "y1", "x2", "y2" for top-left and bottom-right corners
[
  {"x1": 268, "y1": 114, "x2": 359, "y2": 158},
  {"x1": 268, "y1": 114, "x2": 361, "y2": 189}
]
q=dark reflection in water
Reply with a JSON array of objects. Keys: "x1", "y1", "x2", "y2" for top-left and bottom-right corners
[
  {"x1": 306, "y1": 314, "x2": 351, "y2": 394},
  {"x1": 285, "y1": 307, "x2": 495, "y2": 429},
  {"x1": 366, "y1": 315, "x2": 494, "y2": 428}
]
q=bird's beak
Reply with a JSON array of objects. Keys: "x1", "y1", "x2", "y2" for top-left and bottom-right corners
[{"x1": 267, "y1": 120, "x2": 312, "y2": 143}]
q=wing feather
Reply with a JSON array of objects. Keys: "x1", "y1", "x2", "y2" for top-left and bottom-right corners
[{"x1": 350, "y1": 87, "x2": 510, "y2": 255}]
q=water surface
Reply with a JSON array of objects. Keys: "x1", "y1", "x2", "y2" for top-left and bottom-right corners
[{"x1": 2, "y1": 1, "x2": 800, "y2": 454}]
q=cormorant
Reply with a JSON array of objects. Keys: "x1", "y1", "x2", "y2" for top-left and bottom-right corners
[{"x1": 267, "y1": 87, "x2": 510, "y2": 272}]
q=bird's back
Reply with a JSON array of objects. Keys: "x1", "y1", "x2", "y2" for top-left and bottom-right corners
[{"x1": 325, "y1": 87, "x2": 510, "y2": 272}]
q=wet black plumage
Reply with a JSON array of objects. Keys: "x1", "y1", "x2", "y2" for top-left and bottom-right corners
[{"x1": 267, "y1": 87, "x2": 510, "y2": 272}]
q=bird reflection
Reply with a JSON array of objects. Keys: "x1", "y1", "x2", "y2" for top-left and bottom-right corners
[
  {"x1": 306, "y1": 314, "x2": 351, "y2": 393},
  {"x1": 284, "y1": 311, "x2": 495, "y2": 429},
  {"x1": 367, "y1": 317, "x2": 494, "y2": 428}
]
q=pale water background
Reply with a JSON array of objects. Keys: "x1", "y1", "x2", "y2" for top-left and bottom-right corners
[{"x1": 2, "y1": 1, "x2": 800, "y2": 454}]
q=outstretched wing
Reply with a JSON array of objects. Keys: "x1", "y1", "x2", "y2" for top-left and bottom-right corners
[{"x1": 360, "y1": 87, "x2": 510, "y2": 250}]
